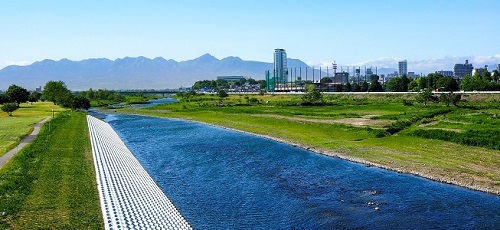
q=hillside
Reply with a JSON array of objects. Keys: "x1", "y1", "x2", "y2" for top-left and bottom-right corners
[{"x1": 0, "y1": 54, "x2": 311, "y2": 91}]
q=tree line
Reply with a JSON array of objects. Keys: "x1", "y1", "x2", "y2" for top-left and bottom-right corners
[
  {"x1": 192, "y1": 78, "x2": 266, "y2": 91},
  {"x1": 387, "y1": 69, "x2": 499, "y2": 92},
  {"x1": 0, "y1": 81, "x2": 91, "y2": 116}
]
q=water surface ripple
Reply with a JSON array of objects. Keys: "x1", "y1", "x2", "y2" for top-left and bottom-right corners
[{"x1": 106, "y1": 114, "x2": 500, "y2": 229}]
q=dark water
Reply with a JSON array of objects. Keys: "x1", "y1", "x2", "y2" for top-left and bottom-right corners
[{"x1": 105, "y1": 114, "x2": 500, "y2": 229}]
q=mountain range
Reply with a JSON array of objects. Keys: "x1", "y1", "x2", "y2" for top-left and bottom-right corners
[
  {"x1": 0, "y1": 54, "x2": 399, "y2": 91},
  {"x1": 0, "y1": 54, "x2": 313, "y2": 91}
]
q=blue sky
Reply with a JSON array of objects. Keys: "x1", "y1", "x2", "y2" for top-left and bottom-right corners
[{"x1": 1, "y1": 0, "x2": 500, "y2": 72}]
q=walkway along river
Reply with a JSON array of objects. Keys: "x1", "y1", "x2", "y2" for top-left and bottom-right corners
[{"x1": 105, "y1": 114, "x2": 500, "y2": 229}]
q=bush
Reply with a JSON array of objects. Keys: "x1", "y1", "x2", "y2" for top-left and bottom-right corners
[
  {"x1": 386, "y1": 120, "x2": 412, "y2": 134},
  {"x1": 402, "y1": 99, "x2": 413, "y2": 106},
  {"x1": 1, "y1": 102, "x2": 18, "y2": 116}
]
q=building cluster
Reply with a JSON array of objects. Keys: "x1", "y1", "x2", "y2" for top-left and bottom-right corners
[
  {"x1": 394, "y1": 59, "x2": 499, "y2": 80},
  {"x1": 267, "y1": 48, "x2": 500, "y2": 92}
]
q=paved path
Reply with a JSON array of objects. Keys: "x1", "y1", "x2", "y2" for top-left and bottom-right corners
[
  {"x1": 87, "y1": 115, "x2": 192, "y2": 230},
  {"x1": 0, "y1": 116, "x2": 51, "y2": 169}
]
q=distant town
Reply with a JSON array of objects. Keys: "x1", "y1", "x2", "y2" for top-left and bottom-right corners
[{"x1": 191, "y1": 49, "x2": 500, "y2": 93}]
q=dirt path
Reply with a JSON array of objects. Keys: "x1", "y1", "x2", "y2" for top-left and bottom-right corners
[{"x1": 0, "y1": 116, "x2": 51, "y2": 169}]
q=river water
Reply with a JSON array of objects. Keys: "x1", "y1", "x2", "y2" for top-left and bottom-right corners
[{"x1": 104, "y1": 114, "x2": 500, "y2": 229}]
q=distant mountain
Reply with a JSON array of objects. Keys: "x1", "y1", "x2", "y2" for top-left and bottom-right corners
[{"x1": 0, "y1": 54, "x2": 312, "y2": 91}]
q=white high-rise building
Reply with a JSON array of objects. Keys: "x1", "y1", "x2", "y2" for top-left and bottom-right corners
[
  {"x1": 274, "y1": 49, "x2": 287, "y2": 83},
  {"x1": 398, "y1": 60, "x2": 408, "y2": 76}
]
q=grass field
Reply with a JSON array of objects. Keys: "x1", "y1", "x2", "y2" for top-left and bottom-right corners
[
  {"x1": 0, "y1": 111, "x2": 103, "y2": 229},
  {"x1": 0, "y1": 102, "x2": 65, "y2": 157},
  {"x1": 120, "y1": 93, "x2": 500, "y2": 194}
]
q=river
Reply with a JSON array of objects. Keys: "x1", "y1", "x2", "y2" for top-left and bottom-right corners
[{"x1": 104, "y1": 114, "x2": 500, "y2": 229}]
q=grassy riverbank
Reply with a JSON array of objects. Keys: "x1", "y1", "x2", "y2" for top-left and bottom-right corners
[
  {"x1": 0, "y1": 112, "x2": 103, "y2": 229},
  {"x1": 120, "y1": 93, "x2": 500, "y2": 194},
  {"x1": 0, "y1": 102, "x2": 65, "y2": 157}
]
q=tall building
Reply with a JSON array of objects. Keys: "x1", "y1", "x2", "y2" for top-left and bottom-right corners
[
  {"x1": 453, "y1": 60, "x2": 473, "y2": 79},
  {"x1": 274, "y1": 49, "x2": 287, "y2": 84},
  {"x1": 398, "y1": 60, "x2": 408, "y2": 76}
]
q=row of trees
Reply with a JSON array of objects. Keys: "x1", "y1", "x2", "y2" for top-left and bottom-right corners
[
  {"x1": 0, "y1": 85, "x2": 42, "y2": 116},
  {"x1": 42, "y1": 81, "x2": 90, "y2": 109},
  {"x1": 0, "y1": 81, "x2": 91, "y2": 116},
  {"x1": 76, "y1": 88, "x2": 125, "y2": 103},
  {"x1": 320, "y1": 75, "x2": 385, "y2": 92},
  {"x1": 0, "y1": 85, "x2": 41, "y2": 106},
  {"x1": 387, "y1": 74, "x2": 460, "y2": 92},
  {"x1": 387, "y1": 70, "x2": 500, "y2": 92},
  {"x1": 192, "y1": 78, "x2": 266, "y2": 91},
  {"x1": 461, "y1": 69, "x2": 500, "y2": 91}
]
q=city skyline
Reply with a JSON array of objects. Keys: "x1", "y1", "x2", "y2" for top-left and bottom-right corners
[{"x1": 1, "y1": 0, "x2": 500, "y2": 73}]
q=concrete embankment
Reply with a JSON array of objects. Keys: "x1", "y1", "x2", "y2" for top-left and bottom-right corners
[{"x1": 87, "y1": 115, "x2": 191, "y2": 230}]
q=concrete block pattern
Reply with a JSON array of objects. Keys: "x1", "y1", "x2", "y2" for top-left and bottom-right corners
[{"x1": 87, "y1": 115, "x2": 192, "y2": 230}]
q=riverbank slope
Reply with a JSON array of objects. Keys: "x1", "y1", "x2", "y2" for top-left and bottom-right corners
[{"x1": 118, "y1": 93, "x2": 500, "y2": 195}]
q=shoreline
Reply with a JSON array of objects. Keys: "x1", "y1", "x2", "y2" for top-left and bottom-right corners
[
  {"x1": 105, "y1": 110, "x2": 500, "y2": 196},
  {"x1": 208, "y1": 123, "x2": 500, "y2": 196}
]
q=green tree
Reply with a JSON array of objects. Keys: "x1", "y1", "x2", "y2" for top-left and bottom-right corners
[
  {"x1": 301, "y1": 84, "x2": 323, "y2": 105},
  {"x1": 1, "y1": 103, "x2": 18, "y2": 116},
  {"x1": 247, "y1": 78, "x2": 257, "y2": 85},
  {"x1": 436, "y1": 76, "x2": 459, "y2": 91},
  {"x1": 408, "y1": 80, "x2": 419, "y2": 92},
  {"x1": 216, "y1": 79, "x2": 229, "y2": 89},
  {"x1": 0, "y1": 94, "x2": 10, "y2": 104},
  {"x1": 6, "y1": 84, "x2": 29, "y2": 106},
  {"x1": 416, "y1": 89, "x2": 436, "y2": 106},
  {"x1": 361, "y1": 81, "x2": 369, "y2": 92},
  {"x1": 42, "y1": 81, "x2": 72, "y2": 105},
  {"x1": 439, "y1": 92, "x2": 461, "y2": 107},
  {"x1": 72, "y1": 95, "x2": 91, "y2": 110},
  {"x1": 320, "y1": 77, "x2": 332, "y2": 83},
  {"x1": 334, "y1": 84, "x2": 343, "y2": 92},
  {"x1": 210, "y1": 80, "x2": 217, "y2": 90},
  {"x1": 387, "y1": 75, "x2": 411, "y2": 92},
  {"x1": 258, "y1": 80, "x2": 266, "y2": 89},
  {"x1": 461, "y1": 75, "x2": 472, "y2": 91},
  {"x1": 482, "y1": 70, "x2": 492, "y2": 82},
  {"x1": 344, "y1": 82, "x2": 352, "y2": 92},
  {"x1": 492, "y1": 70, "x2": 499, "y2": 82},
  {"x1": 28, "y1": 91, "x2": 41, "y2": 104},
  {"x1": 388, "y1": 77, "x2": 404, "y2": 92},
  {"x1": 352, "y1": 82, "x2": 361, "y2": 92},
  {"x1": 217, "y1": 89, "x2": 228, "y2": 98},
  {"x1": 86, "y1": 88, "x2": 95, "y2": 99},
  {"x1": 368, "y1": 79, "x2": 384, "y2": 92}
]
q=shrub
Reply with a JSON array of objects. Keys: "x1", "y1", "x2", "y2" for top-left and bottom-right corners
[
  {"x1": 402, "y1": 99, "x2": 413, "y2": 106},
  {"x1": 1, "y1": 102, "x2": 18, "y2": 116},
  {"x1": 386, "y1": 120, "x2": 412, "y2": 134}
]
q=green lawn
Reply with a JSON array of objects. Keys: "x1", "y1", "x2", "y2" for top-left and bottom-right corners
[
  {"x1": 119, "y1": 93, "x2": 500, "y2": 194},
  {"x1": 0, "y1": 111, "x2": 103, "y2": 229},
  {"x1": 0, "y1": 102, "x2": 65, "y2": 157}
]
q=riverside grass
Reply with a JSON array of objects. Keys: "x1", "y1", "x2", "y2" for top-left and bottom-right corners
[
  {"x1": 120, "y1": 93, "x2": 500, "y2": 194},
  {"x1": 0, "y1": 111, "x2": 103, "y2": 229},
  {"x1": 0, "y1": 102, "x2": 65, "y2": 157}
]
